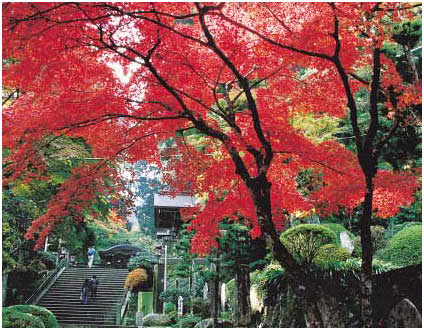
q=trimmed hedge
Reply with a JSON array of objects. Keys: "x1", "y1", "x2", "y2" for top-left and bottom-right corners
[
  {"x1": 143, "y1": 313, "x2": 172, "y2": 326},
  {"x1": 321, "y1": 223, "x2": 355, "y2": 244},
  {"x1": 378, "y1": 224, "x2": 422, "y2": 267},
  {"x1": 176, "y1": 315, "x2": 202, "y2": 328},
  {"x1": 280, "y1": 224, "x2": 337, "y2": 264},
  {"x1": 313, "y1": 244, "x2": 352, "y2": 268},
  {"x1": 8, "y1": 305, "x2": 58, "y2": 328},
  {"x1": 3, "y1": 308, "x2": 45, "y2": 328}
]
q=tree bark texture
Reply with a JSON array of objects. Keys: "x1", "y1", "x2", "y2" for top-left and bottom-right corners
[
  {"x1": 210, "y1": 261, "x2": 220, "y2": 328},
  {"x1": 235, "y1": 264, "x2": 252, "y2": 327},
  {"x1": 360, "y1": 176, "x2": 375, "y2": 328}
]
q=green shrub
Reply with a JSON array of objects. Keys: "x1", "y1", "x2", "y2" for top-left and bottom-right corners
[
  {"x1": 142, "y1": 313, "x2": 171, "y2": 326},
  {"x1": 127, "y1": 253, "x2": 154, "y2": 271},
  {"x1": 164, "y1": 302, "x2": 175, "y2": 315},
  {"x1": 377, "y1": 224, "x2": 422, "y2": 267},
  {"x1": 192, "y1": 297, "x2": 209, "y2": 318},
  {"x1": 160, "y1": 287, "x2": 190, "y2": 305},
  {"x1": 313, "y1": 244, "x2": 352, "y2": 268},
  {"x1": 3, "y1": 308, "x2": 45, "y2": 328},
  {"x1": 326, "y1": 258, "x2": 395, "y2": 274},
  {"x1": 8, "y1": 305, "x2": 58, "y2": 328},
  {"x1": 176, "y1": 315, "x2": 202, "y2": 328},
  {"x1": 226, "y1": 279, "x2": 235, "y2": 309},
  {"x1": 321, "y1": 223, "x2": 355, "y2": 244},
  {"x1": 354, "y1": 225, "x2": 388, "y2": 257},
  {"x1": 385, "y1": 221, "x2": 422, "y2": 238},
  {"x1": 280, "y1": 224, "x2": 337, "y2": 264},
  {"x1": 250, "y1": 262, "x2": 284, "y2": 299}
]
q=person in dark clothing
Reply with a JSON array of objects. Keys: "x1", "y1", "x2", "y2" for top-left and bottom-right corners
[
  {"x1": 81, "y1": 279, "x2": 90, "y2": 304},
  {"x1": 89, "y1": 275, "x2": 99, "y2": 298}
]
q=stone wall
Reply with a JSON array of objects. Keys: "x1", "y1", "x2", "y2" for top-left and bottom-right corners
[{"x1": 256, "y1": 265, "x2": 421, "y2": 328}]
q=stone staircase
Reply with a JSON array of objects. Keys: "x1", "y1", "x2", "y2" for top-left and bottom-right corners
[{"x1": 37, "y1": 266, "x2": 129, "y2": 326}]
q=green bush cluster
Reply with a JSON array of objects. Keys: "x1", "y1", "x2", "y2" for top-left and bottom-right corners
[
  {"x1": 192, "y1": 297, "x2": 210, "y2": 318},
  {"x1": 143, "y1": 313, "x2": 172, "y2": 327},
  {"x1": 127, "y1": 253, "x2": 154, "y2": 271},
  {"x1": 3, "y1": 305, "x2": 58, "y2": 328},
  {"x1": 354, "y1": 225, "x2": 388, "y2": 256},
  {"x1": 280, "y1": 224, "x2": 337, "y2": 264},
  {"x1": 164, "y1": 302, "x2": 176, "y2": 314},
  {"x1": 321, "y1": 223, "x2": 355, "y2": 244},
  {"x1": 313, "y1": 244, "x2": 351, "y2": 268},
  {"x1": 174, "y1": 315, "x2": 202, "y2": 328},
  {"x1": 250, "y1": 263, "x2": 284, "y2": 299},
  {"x1": 7, "y1": 305, "x2": 58, "y2": 328},
  {"x1": 3, "y1": 307, "x2": 44, "y2": 328},
  {"x1": 377, "y1": 224, "x2": 422, "y2": 267},
  {"x1": 160, "y1": 287, "x2": 190, "y2": 305}
]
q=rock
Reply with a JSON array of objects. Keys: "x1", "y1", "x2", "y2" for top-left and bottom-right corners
[
  {"x1": 194, "y1": 318, "x2": 233, "y2": 328},
  {"x1": 143, "y1": 313, "x2": 171, "y2": 327},
  {"x1": 195, "y1": 319, "x2": 213, "y2": 328},
  {"x1": 387, "y1": 298, "x2": 422, "y2": 328},
  {"x1": 340, "y1": 232, "x2": 354, "y2": 254}
]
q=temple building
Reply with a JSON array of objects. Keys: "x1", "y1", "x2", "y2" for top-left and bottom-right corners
[{"x1": 153, "y1": 193, "x2": 197, "y2": 242}]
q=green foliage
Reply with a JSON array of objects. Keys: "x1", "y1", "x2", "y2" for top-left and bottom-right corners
[
  {"x1": 390, "y1": 191, "x2": 422, "y2": 224},
  {"x1": 164, "y1": 302, "x2": 175, "y2": 314},
  {"x1": 313, "y1": 244, "x2": 352, "y2": 268},
  {"x1": 217, "y1": 221, "x2": 267, "y2": 281},
  {"x1": 7, "y1": 305, "x2": 58, "y2": 328},
  {"x1": 392, "y1": 19, "x2": 422, "y2": 47},
  {"x1": 296, "y1": 169, "x2": 323, "y2": 197},
  {"x1": 291, "y1": 111, "x2": 341, "y2": 144},
  {"x1": 175, "y1": 315, "x2": 202, "y2": 328},
  {"x1": 353, "y1": 225, "x2": 388, "y2": 257},
  {"x1": 142, "y1": 313, "x2": 172, "y2": 327},
  {"x1": 160, "y1": 287, "x2": 190, "y2": 305},
  {"x1": 123, "y1": 295, "x2": 138, "y2": 325},
  {"x1": 226, "y1": 279, "x2": 235, "y2": 310},
  {"x1": 280, "y1": 224, "x2": 337, "y2": 264},
  {"x1": 321, "y1": 223, "x2": 355, "y2": 244},
  {"x1": 2, "y1": 307, "x2": 45, "y2": 328},
  {"x1": 386, "y1": 221, "x2": 422, "y2": 238},
  {"x1": 191, "y1": 297, "x2": 210, "y2": 318},
  {"x1": 250, "y1": 263, "x2": 284, "y2": 300},
  {"x1": 127, "y1": 252, "x2": 156, "y2": 271},
  {"x1": 377, "y1": 224, "x2": 422, "y2": 267}
]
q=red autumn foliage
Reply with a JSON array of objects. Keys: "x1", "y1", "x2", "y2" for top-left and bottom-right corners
[{"x1": 2, "y1": 3, "x2": 420, "y2": 253}]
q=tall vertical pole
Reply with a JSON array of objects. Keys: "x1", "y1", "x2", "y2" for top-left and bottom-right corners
[
  {"x1": 44, "y1": 236, "x2": 49, "y2": 252},
  {"x1": 163, "y1": 244, "x2": 168, "y2": 314},
  {"x1": 164, "y1": 244, "x2": 168, "y2": 292}
]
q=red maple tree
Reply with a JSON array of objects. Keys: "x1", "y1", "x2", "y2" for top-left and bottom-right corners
[{"x1": 3, "y1": 3, "x2": 421, "y2": 326}]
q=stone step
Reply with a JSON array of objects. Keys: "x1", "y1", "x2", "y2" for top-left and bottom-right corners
[{"x1": 37, "y1": 267, "x2": 128, "y2": 325}]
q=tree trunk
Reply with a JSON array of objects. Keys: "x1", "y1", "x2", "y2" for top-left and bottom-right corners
[
  {"x1": 2, "y1": 273, "x2": 8, "y2": 307},
  {"x1": 360, "y1": 174, "x2": 375, "y2": 328},
  {"x1": 403, "y1": 44, "x2": 419, "y2": 82},
  {"x1": 235, "y1": 264, "x2": 252, "y2": 327},
  {"x1": 246, "y1": 176, "x2": 303, "y2": 280},
  {"x1": 210, "y1": 260, "x2": 220, "y2": 328},
  {"x1": 190, "y1": 260, "x2": 194, "y2": 315}
]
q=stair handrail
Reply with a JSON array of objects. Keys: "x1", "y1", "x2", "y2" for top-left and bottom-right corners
[
  {"x1": 25, "y1": 258, "x2": 67, "y2": 305},
  {"x1": 116, "y1": 289, "x2": 131, "y2": 325}
]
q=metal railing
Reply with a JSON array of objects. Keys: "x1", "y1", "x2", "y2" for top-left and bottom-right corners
[
  {"x1": 116, "y1": 290, "x2": 131, "y2": 325},
  {"x1": 25, "y1": 258, "x2": 67, "y2": 305}
]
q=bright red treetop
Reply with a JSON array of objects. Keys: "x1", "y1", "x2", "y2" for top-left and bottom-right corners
[{"x1": 2, "y1": 3, "x2": 420, "y2": 251}]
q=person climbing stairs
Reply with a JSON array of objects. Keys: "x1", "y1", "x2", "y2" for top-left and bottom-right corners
[{"x1": 37, "y1": 266, "x2": 128, "y2": 326}]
